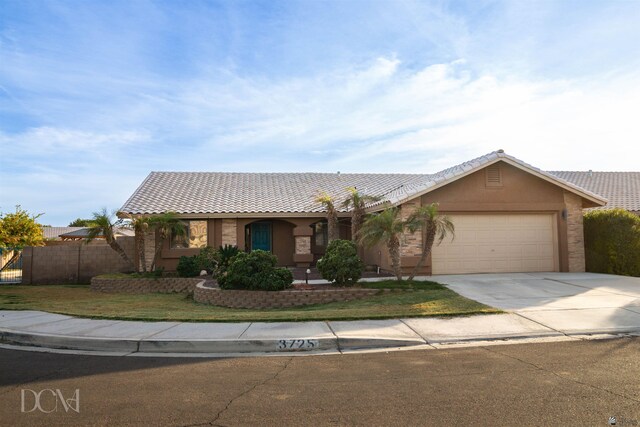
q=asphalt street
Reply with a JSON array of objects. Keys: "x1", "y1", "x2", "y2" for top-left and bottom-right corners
[{"x1": 1, "y1": 338, "x2": 639, "y2": 426}]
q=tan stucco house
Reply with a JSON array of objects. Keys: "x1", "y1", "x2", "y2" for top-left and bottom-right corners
[{"x1": 119, "y1": 150, "x2": 613, "y2": 275}]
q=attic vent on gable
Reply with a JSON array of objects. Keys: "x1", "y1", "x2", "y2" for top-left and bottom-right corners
[{"x1": 485, "y1": 165, "x2": 503, "y2": 187}]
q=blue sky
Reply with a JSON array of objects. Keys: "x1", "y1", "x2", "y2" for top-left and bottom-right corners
[{"x1": 1, "y1": 0, "x2": 639, "y2": 225}]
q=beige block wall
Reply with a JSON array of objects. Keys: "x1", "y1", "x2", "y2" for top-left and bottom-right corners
[
  {"x1": 564, "y1": 191, "x2": 586, "y2": 272},
  {"x1": 22, "y1": 237, "x2": 136, "y2": 284}
]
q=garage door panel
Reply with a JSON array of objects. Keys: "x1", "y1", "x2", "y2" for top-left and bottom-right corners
[{"x1": 432, "y1": 214, "x2": 558, "y2": 274}]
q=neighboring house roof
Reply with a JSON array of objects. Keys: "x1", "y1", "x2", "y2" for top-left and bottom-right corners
[
  {"x1": 58, "y1": 227, "x2": 134, "y2": 240},
  {"x1": 548, "y1": 171, "x2": 640, "y2": 213},
  {"x1": 119, "y1": 150, "x2": 609, "y2": 216},
  {"x1": 42, "y1": 227, "x2": 86, "y2": 240}
]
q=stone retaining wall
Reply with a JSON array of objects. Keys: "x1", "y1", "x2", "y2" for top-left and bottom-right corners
[
  {"x1": 194, "y1": 282, "x2": 390, "y2": 309},
  {"x1": 91, "y1": 277, "x2": 203, "y2": 294}
]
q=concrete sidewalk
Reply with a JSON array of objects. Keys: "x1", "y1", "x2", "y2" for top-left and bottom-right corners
[{"x1": 2, "y1": 309, "x2": 638, "y2": 356}]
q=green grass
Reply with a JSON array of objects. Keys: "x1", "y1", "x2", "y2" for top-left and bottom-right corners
[{"x1": 0, "y1": 281, "x2": 501, "y2": 322}]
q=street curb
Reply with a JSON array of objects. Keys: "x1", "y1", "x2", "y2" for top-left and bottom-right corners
[
  {"x1": 0, "y1": 330, "x2": 139, "y2": 352},
  {"x1": 0, "y1": 328, "x2": 427, "y2": 354},
  {"x1": 2, "y1": 327, "x2": 639, "y2": 356}
]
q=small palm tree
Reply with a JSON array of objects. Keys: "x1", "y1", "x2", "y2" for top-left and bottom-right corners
[
  {"x1": 122, "y1": 215, "x2": 150, "y2": 272},
  {"x1": 148, "y1": 212, "x2": 186, "y2": 271},
  {"x1": 405, "y1": 203, "x2": 455, "y2": 280},
  {"x1": 86, "y1": 208, "x2": 134, "y2": 267},
  {"x1": 342, "y1": 187, "x2": 380, "y2": 243},
  {"x1": 315, "y1": 191, "x2": 339, "y2": 242},
  {"x1": 358, "y1": 207, "x2": 406, "y2": 281}
]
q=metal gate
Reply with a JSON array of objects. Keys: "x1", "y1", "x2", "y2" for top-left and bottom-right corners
[{"x1": 0, "y1": 247, "x2": 22, "y2": 284}]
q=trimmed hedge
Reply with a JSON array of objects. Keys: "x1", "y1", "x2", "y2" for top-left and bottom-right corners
[
  {"x1": 316, "y1": 239, "x2": 364, "y2": 286},
  {"x1": 584, "y1": 209, "x2": 640, "y2": 277},
  {"x1": 218, "y1": 250, "x2": 293, "y2": 291}
]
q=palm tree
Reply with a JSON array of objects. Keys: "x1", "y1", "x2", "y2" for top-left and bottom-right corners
[
  {"x1": 342, "y1": 187, "x2": 380, "y2": 243},
  {"x1": 122, "y1": 215, "x2": 150, "y2": 272},
  {"x1": 358, "y1": 207, "x2": 406, "y2": 281},
  {"x1": 405, "y1": 203, "x2": 455, "y2": 280},
  {"x1": 148, "y1": 212, "x2": 186, "y2": 271},
  {"x1": 315, "y1": 191, "x2": 339, "y2": 242},
  {"x1": 86, "y1": 208, "x2": 134, "y2": 267}
]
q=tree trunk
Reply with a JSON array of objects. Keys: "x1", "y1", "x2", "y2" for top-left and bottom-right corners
[
  {"x1": 150, "y1": 234, "x2": 166, "y2": 272},
  {"x1": 136, "y1": 229, "x2": 147, "y2": 273},
  {"x1": 408, "y1": 225, "x2": 436, "y2": 280},
  {"x1": 387, "y1": 235, "x2": 402, "y2": 281},
  {"x1": 351, "y1": 208, "x2": 363, "y2": 242},
  {"x1": 327, "y1": 207, "x2": 339, "y2": 242}
]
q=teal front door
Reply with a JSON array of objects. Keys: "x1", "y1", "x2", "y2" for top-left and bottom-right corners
[{"x1": 251, "y1": 222, "x2": 272, "y2": 251}]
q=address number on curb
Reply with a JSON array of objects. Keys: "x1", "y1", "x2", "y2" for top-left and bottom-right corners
[{"x1": 276, "y1": 339, "x2": 319, "y2": 351}]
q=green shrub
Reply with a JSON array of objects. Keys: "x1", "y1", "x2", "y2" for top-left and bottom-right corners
[
  {"x1": 214, "y1": 244, "x2": 240, "y2": 277},
  {"x1": 196, "y1": 246, "x2": 218, "y2": 273},
  {"x1": 218, "y1": 250, "x2": 293, "y2": 291},
  {"x1": 316, "y1": 239, "x2": 364, "y2": 286},
  {"x1": 177, "y1": 256, "x2": 201, "y2": 277},
  {"x1": 584, "y1": 209, "x2": 640, "y2": 277}
]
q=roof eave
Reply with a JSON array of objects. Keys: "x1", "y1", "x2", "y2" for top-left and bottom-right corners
[{"x1": 116, "y1": 211, "x2": 342, "y2": 219}]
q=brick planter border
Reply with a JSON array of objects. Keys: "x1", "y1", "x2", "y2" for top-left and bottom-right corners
[
  {"x1": 91, "y1": 277, "x2": 204, "y2": 294},
  {"x1": 194, "y1": 282, "x2": 390, "y2": 309}
]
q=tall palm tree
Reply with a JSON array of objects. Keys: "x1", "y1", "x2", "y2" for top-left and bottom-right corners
[
  {"x1": 405, "y1": 203, "x2": 455, "y2": 280},
  {"x1": 342, "y1": 187, "x2": 380, "y2": 243},
  {"x1": 86, "y1": 208, "x2": 134, "y2": 267},
  {"x1": 122, "y1": 215, "x2": 150, "y2": 272},
  {"x1": 315, "y1": 191, "x2": 339, "y2": 242},
  {"x1": 358, "y1": 207, "x2": 406, "y2": 281},
  {"x1": 148, "y1": 212, "x2": 186, "y2": 271}
]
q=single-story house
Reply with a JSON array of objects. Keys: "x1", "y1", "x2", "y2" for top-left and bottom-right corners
[{"x1": 119, "y1": 150, "x2": 611, "y2": 275}]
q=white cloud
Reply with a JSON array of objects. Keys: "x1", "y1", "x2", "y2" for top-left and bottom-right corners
[
  {"x1": 155, "y1": 58, "x2": 639, "y2": 171},
  {"x1": 2, "y1": 57, "x2": 639, "y2": 225},
  {"x1": 0, "y1": 127, "x2": 151, "y2": 153}
]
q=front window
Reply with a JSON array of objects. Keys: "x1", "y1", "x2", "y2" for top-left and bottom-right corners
[
  {"x1": 170, "y1": 220, "x2": 207, "y2": 249},
  {"x1": 313, "y1": 221, "x2": 328, "y2": 248}
]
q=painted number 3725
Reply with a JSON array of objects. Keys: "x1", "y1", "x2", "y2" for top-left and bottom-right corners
[{"x1": 276, "y1": 339, "x2": 319, "y2": 350}]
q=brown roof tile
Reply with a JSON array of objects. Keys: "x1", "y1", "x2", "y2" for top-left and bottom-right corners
[{"x1": 549, "y1": 171, "x2": 640, "y2": 212}]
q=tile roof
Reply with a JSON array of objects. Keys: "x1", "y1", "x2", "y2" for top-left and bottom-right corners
[
  {"x1": 119, "y1": 150, "x2": 615, "y2": 216},
  {"x1": 42, "y1": 227, "x2": 85, "y2": 240},
  {"x1": 120, "y1": 171, "x2": 426, "y2": 215},
  {"x1": 58, "y1": 227, "x2": 135, "y2": 238},
  {"x1": 549, "y1": 171, "x2": 640, "y2": 212}
]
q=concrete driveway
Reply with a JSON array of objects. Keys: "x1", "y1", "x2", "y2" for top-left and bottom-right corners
[{"x1": 432, "y1": 272, "x2": 640, "y2": 335}]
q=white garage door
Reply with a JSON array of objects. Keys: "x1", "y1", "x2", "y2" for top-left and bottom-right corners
[{"x1": 432, "y1": 214, "x2": 558, "y2": 274}]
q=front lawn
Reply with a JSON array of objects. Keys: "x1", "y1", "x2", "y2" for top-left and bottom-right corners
[{"x1": 0, "y1": 281, "x2": 501, "y2": 322}]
